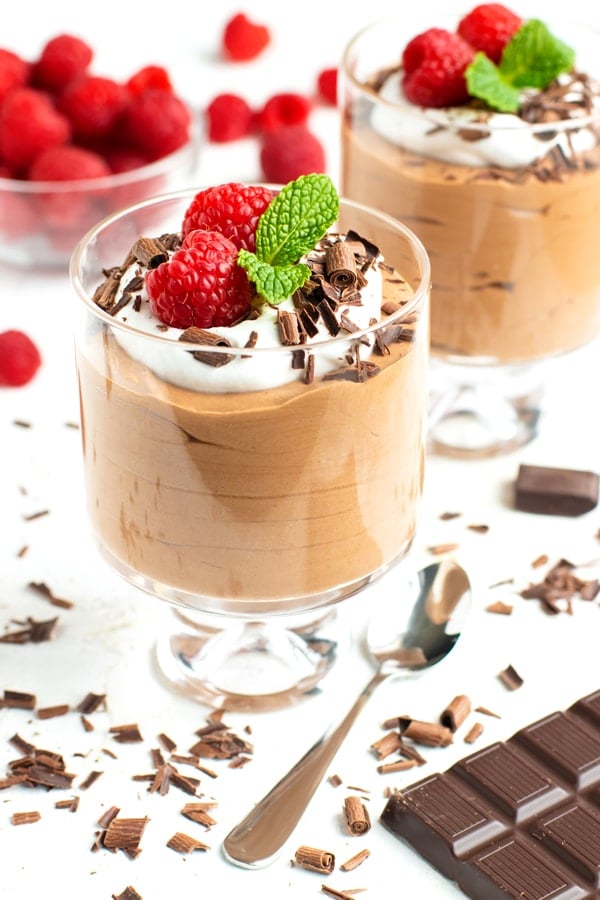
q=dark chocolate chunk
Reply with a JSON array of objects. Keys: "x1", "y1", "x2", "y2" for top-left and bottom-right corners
[
  {"x1": 381, "y1": 689, "x2": 600, "y2": 898},
  {"x1": 515, "y1": 463, "x2": 599, "y2": 516}
]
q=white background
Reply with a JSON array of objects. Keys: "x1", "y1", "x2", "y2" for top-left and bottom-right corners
[{"x1": 2, "y1": 1, "x2": 600, "y2": 898}]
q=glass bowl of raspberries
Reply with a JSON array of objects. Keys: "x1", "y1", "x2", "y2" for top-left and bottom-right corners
[{"x1": 0, "y1": 34, "x2": 200, "y2": 270}]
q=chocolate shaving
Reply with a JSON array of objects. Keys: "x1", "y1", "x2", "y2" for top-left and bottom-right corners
[
  {"x1": 112, "y1": 889, "x2": 142, "y2": 900},
  {"x1": 277, "y1": 309, "x2": 302, "y2": 345},
  {"x1": 3, "y1": 690, "x2": 36, "y2": 709},
  {"x1": 11, "y1": 811, "x2": 41, "y2": 825},
  {"x1": 28, "y1": 581, "x2": 73, "y2": 609},
  {"x1": 178, "y1": 327, "x2": 234, "y2": 367},
  {"x1": 37, "y1": 704, "x2": 69, "y2": 720},
  {"x1": 325, "y1": 241, "x2": 357, "y2": 290},
  {"x1": 131, "y1": 236, "x2": 170, "y2": 268},
  {"x1": 166, "y1": 832, "x2": 210, "y2": 854},
  {"x1": 343, "y1": 796, "x2": 371, "y2": 835},
  {"x1": 110, "y1": 723, "x2": 143, "y2": 743},
  {"x1": 188, "y1": 729, "x2": 253, "y2": 760},
  {"x1": 102, "y1": 816, "x2": 149, "y2": 855},
  {"x1": 440, "y1": 695, "x2": 471, "y2": 732},
  {"x1": 181, "y1": 803, "x2": 217, "y2": 828},
  {"x1": 79, "y1": 770, "x2": 103, "y2": 790},
  {"x1": 498, "y1": 664, "x2": 524, "y2": 691},
  {"x1": 486, "y1": 600, "x2": 513, "y2": 615},
  {"x1": 0, "y1": 616, "x2": 58, "y2": 643},
  {"x1": 464, "y1": 722, "x2": 485, "y2": 744},
  {"x1": 294, "y1": 845, "x2": 335, "y2": 874},
  {"x1": 340, "y1": 849, "x2": 371, "y2": 872},
  {"x1": 77, "y1": 692, "x2": 107, "y2": 714}
]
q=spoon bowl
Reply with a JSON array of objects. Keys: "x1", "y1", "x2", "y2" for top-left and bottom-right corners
[{"x1": 222, "y1": 559, "x2": 471, "y2": 869}]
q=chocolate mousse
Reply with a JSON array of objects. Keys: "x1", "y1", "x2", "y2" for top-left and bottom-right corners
[
  {"x1": 74, "y1": 184, "x2": 429, "y2": 614},
  {"x1": 341, "y1": 14, "x2": 600, "y2": 365}
]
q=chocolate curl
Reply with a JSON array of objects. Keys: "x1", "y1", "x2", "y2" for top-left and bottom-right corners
[
  {"x1": 440, "y1": 694, "x2": 472, "y2": 732},
  {"x1": 465, "y1": 722, "x2": 485, "y2": 744},
  {"x1": 343, "y1": 796, "x2": 371, "y2": 835},
  {"x1": 397, "y1": 717, "x2": 453, "y2": 747},
  {"x1": 294, "y1": 845, "x2": 335, "y2": 873},
  {"x1": 325, "y1": 241, "x2": 357, "y2": 290},
  {"x1": 178, "y1": 327, "x2": 234, "y2": 367}
]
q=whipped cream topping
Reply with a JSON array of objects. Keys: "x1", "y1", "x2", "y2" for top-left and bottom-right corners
[
  {"x1": 372, "y1": 74, "x2": 600, "y2": 168},
  {"x1": 108, "y1": 251, "x2": 384, "y2": 393}
]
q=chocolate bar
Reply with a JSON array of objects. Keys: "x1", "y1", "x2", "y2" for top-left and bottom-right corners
[
  {"x1": 514, "y1": 463, "x2": 599, "y2": 516},
  {"x1": 381, "y1": 690, "x2": 600, "y2": 898}
]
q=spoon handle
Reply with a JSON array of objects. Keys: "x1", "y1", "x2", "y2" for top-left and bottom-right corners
[{"x1": 222, "y1": 667, "x2": 389, "y2": 868}]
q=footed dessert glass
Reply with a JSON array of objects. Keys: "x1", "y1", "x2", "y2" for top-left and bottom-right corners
[
  {"x1": 341, "y1": 16, "x2": 600, "y2": 457},
  {"x1": 70, "y1": 189, "x2": 430, "y2": 710}
]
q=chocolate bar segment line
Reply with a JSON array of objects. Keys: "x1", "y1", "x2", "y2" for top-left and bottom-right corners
[{"x1": 381, "y1": 689, "x2": 600, "y2": 898}]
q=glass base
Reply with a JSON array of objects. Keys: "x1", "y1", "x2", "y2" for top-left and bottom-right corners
[
  {"x1": 427, "y1": 359, "x2": 545, "y2": 458},
  {"x1": 154, "y1": 606, "x2": 344, "y2": 712}
]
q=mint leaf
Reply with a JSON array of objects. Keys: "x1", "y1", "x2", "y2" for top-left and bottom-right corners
[
  {"x1": 256, "y1": 173, "x2": 339, "y2": 266},
  {"x1": 465, "y1": 18, "x2": 575, "y2": 113},
  {"x1": 466, "y1": 53, "x2": 521, "y2": 113},
  {"x1": 500, "y1": 19, "x2": 575, "y2": 89},
  {"x1": 238, "y1": 173, "x2": 340, "y2": 305},
  {"x1": 238, "y1": 252, "x2": 311, "y2": 303}
]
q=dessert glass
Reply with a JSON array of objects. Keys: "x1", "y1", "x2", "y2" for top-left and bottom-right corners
[
  {"x1": 340, "y1": 16, "x2": 600, "y2": 457},
  {"x1": 70, "y1": 189, "x2": 430, "y2": 710}
]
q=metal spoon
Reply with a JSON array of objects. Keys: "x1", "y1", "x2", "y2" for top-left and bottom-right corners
[{"x1": 222, "y1": 559, "x2": 471, "y2": 868}]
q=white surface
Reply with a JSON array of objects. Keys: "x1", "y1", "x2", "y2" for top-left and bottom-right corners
[{"x1": 2, "y1": 2, "x2": 600, "y2": 898}]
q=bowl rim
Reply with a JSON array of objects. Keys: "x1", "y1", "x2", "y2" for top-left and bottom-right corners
[{"x1": 0, "y1": 112, "x2": 202, "y2": 194}]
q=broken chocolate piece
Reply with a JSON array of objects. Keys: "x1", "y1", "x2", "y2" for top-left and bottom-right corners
[{"x1": 515, "y1": 463, "x2": 599, "y2": 516}]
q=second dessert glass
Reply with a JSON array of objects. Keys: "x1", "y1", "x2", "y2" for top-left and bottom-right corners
[
  {"x1": 341, "y1": 15, "x2": 600, "y2": 457},
  {"x1": 70, "y1": 189, "x2": 430, "y2": 710}
]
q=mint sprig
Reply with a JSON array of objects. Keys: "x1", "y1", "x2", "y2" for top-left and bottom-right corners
[
  {"x1": 465, "y1": 19, "x2": 575, "y2": 113},
  {"x1": 238, "y1": 173, "x2": 339, "y2": 305}
]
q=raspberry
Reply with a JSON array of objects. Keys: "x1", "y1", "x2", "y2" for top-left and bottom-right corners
[
  {"x1": 119, "y1": 89, "x2": 191, "y2": 160},
  {"x1": 182, "y1": 182, "x2": 275, "y2": 252},
  {"x1": 257, "y1": 93, "x2": 312, "y2": 133},
  {"x1": 316, "y1": 68, "x2": 338, "y2": 106},
  {"x1": 29, "y1": 145, "x2": 111, "y2": 229},
  {"x1": 33, "y1": 34, "x2": 93, "y2": 91},
  {"x1": 126, "y1": 65, "x2": 173, "y2": 96},
  {"x1": 259, "y1": 125, "x2": 326, "y2": 184},
  {"x1": 206, "y1": 93, "x2": 253, "y2": 142},
  {"x1": 29, "y1": 144, "x2": 111, "y2": 181},
  {"x1": 0, "y1": 330, "x2": 42, "y2": 387},
  {"x1": 59, "y1": 75, "x2": 128, "y2": 140},
  {"x1": 402, "y1": 28, "x2": 475, "y2": 108},
  {"x1": 0, "y1": 48, "x2": 30, "y2": 104},
  {"x1": 222, "y1": 13, "x2": 271, "y2": 62},
  {"x1": 146, "y1": 230, "x2": 252, "y2": 329},
  {"x1": 0, "y1": 87, "x2": 71, "y2": 171},
  {"x1": 457, "y1": 4, "x2": 522, "y2": 64}
]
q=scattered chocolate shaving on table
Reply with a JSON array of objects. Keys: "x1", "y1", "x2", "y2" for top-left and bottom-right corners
[
  {"x1": 97, "y1": 806, "x2": 120, "y2": 829},
  {"x1": 464, "y1": 722, "x2": 485, "y2": 744},
  {"x1": 440, "y1": 695, "x2": 471, "y2": 732},
  {"x1": 109, "y1": 723, "x2": 143, "y2": 743},
  {"x1": 343, "y1": 796, "x2": 371, "y2": 835},
  {"x1": 294, "y1": 845, "x2": 335, "y2": 874},
  {"x1": 80, "y1": 770, "x2": 103, "y2": 790},
  {"x1": 328, "y1": 773, "x2": 343, "y2": 787},
  {"x1": 398, "y1": 741, "x2": 427, "y2": 766},
  {"x1": 519, "y1": 557, "x2": 600, "y2": 613},
  {"x1": 377, "y1": 759, "x2": 419, "y2": 774},
  {"x1": 81, "y1": 715, "x2": 94, "y2": 732},
  {"x1": 371, "y1": 731, "x2": 403, "y2": 760},
  {"x1": 181, "y1": 802, "x2": 217, "y2": 828},
  {"x1": 188, "y1": 728, "x2": 253, "y2": 760},
  {"x1": 475, "y1": 705, "x2": 501, "y2": 718},
  {"x1": 166, "y1": 832, "x2": 210, "y2": 854},
  {"x1": 395, "y1": 718, "x2": 453, "y2": 747},
  {"x1": 532, "y1": 553, "x2": 549, "y2": 568},
  {"x1": 77, "y1": 692, "x2": 107, "y2": 714},
  {"x1": 467, "y1": 523, "x2": 489, "y2": 534},
  {"x1": 101, "y1": 816, "x2": 149, "y2": 856},
  {"x1": 320, "y1": 886, "x2": 360, "y2": 899},
  {"x1": 7, "y1": 744, "x2": 76, "y2": 790},
  {"x1": 498, "y1": 664, "x2": 524, "y2": 691},
  {"x1": 488, "y1": 577, "x2": 514, "y2": 589},
  {"x1": 22, "y1": 509, "x2": 49, "y2": 521},
  {"x1": 427, "y1": 543, "x2": 460, "y2": 556},
  {"x1": 485, "y1": 600, "x2": 513, "y2": 615},
  {"x1": 3, "y1": 690, "x2": 36, "y2": 709},
  {"x1": 11, "y1": 811, "x2": 41, "y2": 826},
  {"x1": 37, "y1": 704, "x2": 69, "y2": 719},
  {"x1": 55, "y1": 796, "x2": 79, "y2": 812},
  {"x1": 340, "y1": 849, "x2": 371, "y2": 872},
  {"x1": 12, "y1": 419, "x2": 32, "y2": 428},
  {"x1": 0, "y1": 616, "x2": 58, "y2": 643},
  {"x1": 112, "y1": 889, "x2": 142, "y2": 900},
  {"x1": 439, "y1": 511, "x2": 462, "y2": 520},
  {"x1": 27, "y1": 581, "x2": 74, "y2": 609},
  {"x1": 157, "y1": 732, "x2": 176, "y2": 753},
  {"x1": 16, "y1": 544, "x2": 29, "y2": 558}
]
